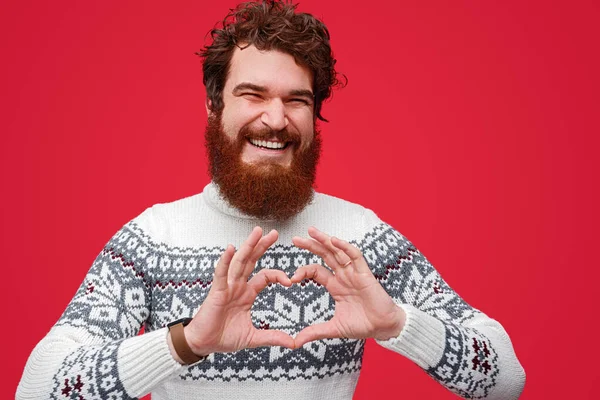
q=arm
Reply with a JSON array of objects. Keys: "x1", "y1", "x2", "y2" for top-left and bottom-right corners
[
  {"x1": 16, "y1": 222, "x2": 183, "y2": 400},
  {"x1": 362, "y1": 221, "x2": 525, "y2": 399},
  {"x1": 291, "y1": 222, "x2": 525, "y2": 399},
  {"x1": 17, "y1": 224, "x2": 295, "y2": 399}
]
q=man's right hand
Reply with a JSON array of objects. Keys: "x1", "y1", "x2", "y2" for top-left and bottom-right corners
[{"x1": 169, "y1": 226, "x2": 294, "y2": 362}]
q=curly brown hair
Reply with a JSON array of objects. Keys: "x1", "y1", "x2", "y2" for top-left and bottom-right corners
[{"x1": 197, "y1": 0, "x2": 346, "y2": 122}]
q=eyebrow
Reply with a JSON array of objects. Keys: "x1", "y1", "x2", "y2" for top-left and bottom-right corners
[
  {"x1": 232, "y1": 82, "x2": 314, "y2": 100},
  {"x1": 289, "y1": 89, "x2": 315, "y2": 100}
]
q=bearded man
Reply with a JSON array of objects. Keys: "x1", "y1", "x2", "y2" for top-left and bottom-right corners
[{"x1": 17, "y1": 1, "x2": 525, "y2": 399}]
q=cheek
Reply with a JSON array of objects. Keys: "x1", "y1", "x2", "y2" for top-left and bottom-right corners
[
  {"x1": 292, "y1": 112, "x2": 315, "y2": 143},
  {"x1": 222, "y1": 102, "x2": 262, "y2": 136}
]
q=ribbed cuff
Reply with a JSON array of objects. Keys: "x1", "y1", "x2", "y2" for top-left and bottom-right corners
[
  {"x1": 375, "y1": 304, "x2": 446, "y2": 369},
  {"x1": 118, "y1": 327, "x2": 184, "y2": 398}
]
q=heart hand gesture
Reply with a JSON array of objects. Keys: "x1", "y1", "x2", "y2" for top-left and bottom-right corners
[{"x1": 291, "y1": 227, "x2": 406, "y2": 347}]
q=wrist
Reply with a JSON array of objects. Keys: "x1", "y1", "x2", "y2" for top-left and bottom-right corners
[
  {"x1": 167, "y1": 318, "x2": 207, "y2": 365},
  {"x1": 183, "y1": 325, "x2": 211, "y2": 358},
  {"x1": 374, "y1": 305, "x2": 406, "y2": 341}
]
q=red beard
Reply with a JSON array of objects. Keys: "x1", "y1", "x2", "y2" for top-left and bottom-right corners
[{"x1": 204, "y1": 112, "x2": 321, "y2": 220}]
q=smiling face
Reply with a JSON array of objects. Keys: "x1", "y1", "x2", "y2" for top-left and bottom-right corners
[
  {"x1": 217, "y1": 45, "x2": 315, "y2": 167},
  {"x1": 204, "y1": 45, "x2": 321, "y2": 220}
]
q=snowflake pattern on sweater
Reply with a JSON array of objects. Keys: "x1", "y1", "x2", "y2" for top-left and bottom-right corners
[{"x1": 50, "y1": 220, "x2": 500, "y2": 399}]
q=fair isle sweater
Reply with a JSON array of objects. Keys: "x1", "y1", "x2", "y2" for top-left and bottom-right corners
[{"x1": 17, "y1": 183, "x2": 525, "y2": 400}]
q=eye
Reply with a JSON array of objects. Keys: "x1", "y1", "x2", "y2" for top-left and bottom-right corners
[
  {"x1": 288, "y1": 98, "x2": 310, "y2": 106},
  {"x1": 242, "y1": 93, "x2": 263, "y2": 101}
]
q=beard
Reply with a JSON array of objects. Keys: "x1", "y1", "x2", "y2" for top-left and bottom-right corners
[{"x1": 204, "y1": 112, "x2": 321, "y2": 221}]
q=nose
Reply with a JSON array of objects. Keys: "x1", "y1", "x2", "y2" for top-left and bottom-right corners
[{"x1": 260, "y1": 99, "x2": 289, "y2": 131}]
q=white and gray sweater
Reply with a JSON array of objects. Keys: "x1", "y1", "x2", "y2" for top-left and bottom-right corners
[{"x1": 17, "y1": 183, "x2": 525, "y2": 399}]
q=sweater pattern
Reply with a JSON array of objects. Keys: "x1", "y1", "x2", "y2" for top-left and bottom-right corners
[{"x1": 51, "y1": 218, "x2": 499, "y2": 398}]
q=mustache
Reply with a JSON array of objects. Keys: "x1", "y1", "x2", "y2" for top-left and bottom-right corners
[{"x1": 238, "y1": 125, "x2": 301, "y2": 144}]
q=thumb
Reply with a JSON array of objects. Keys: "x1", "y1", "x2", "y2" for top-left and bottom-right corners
[
  {"x1": 293, "y1": 321, "x2": 340, "y2": 348},
  {"x1": 250, "y1": 329, "x2": 296, "y2": 350}
]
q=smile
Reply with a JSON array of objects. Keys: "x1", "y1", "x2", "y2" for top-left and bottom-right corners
[{"x1": 248, "y1": 138, "x2": 289, "y2": 150}]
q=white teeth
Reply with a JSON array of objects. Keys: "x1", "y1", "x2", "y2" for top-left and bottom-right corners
[{"x1": 249, "y1": 139, "x2": 286, "y2": 149}]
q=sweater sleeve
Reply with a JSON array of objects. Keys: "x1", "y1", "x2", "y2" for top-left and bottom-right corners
[
  {"x1": 16, "y1": 219, "x2": 185, "y2": 400},
  {"x1": 359, "y1": 210, "x2": 525, "y2": 399}
]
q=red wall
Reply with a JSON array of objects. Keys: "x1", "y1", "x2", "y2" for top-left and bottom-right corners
[{"x1": 3, "y1": 1, "x2": 599, "y2": 399}]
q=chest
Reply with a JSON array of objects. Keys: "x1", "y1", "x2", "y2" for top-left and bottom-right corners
[{"x1": 143, "y1": 249, "x2": 365, "y2": 380}]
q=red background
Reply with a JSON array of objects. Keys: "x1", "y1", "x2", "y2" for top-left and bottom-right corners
[{"x1": 2, "y1": 1, "x2": 599, "y2": 399}]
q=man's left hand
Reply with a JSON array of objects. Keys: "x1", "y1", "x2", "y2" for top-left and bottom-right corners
[{"x1": 291, "y1": 227, "x2": 406, "y2": 348}]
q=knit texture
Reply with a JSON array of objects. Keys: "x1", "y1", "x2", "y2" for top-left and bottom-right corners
[{"x1": 17, "y1": 183, "x2": 525, "y2": 399}]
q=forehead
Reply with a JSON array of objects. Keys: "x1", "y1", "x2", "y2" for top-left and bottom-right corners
[{"x1": 226, "y1": 45, "x2": 313, "y2": 92}]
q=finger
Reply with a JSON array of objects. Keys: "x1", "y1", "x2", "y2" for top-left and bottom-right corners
[
  {"x1": 294, "y1": 321, "x2": 340, "y2": 348},
  {"x1": 307, "y1": 227, "x2": 349, "y2": 266},
  {"x1": 292, "y1": 236, "x2": 339, "y2": 271},
  {"x1": 250, "y1": 329, "x2": 296, "y2": 350},
  {"x1": 230, "y1": 226, "x2": 263, "y2": 279},
  {"x1": 330, "y1": 237, "x2": 367, "y2": 272},
  {"x1": 244, "y1": 229, "x2": 278, "y2": 277},
  {"x1": 290, "y1": 264, "x2": 334, "y2": 287},
  {"x1": 212, "y1": 244, "x2": 235, "y2": 291},
  {"x1": 247, "y1": 269, "x2": 292, "y2": 293}
]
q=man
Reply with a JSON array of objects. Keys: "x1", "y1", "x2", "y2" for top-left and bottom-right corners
[{"x1": 17, "y1": 1, "x2": 525, "y2": 399}]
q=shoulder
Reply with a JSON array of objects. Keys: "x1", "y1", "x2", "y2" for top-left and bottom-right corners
[
  {"x1": 311, "y1": 191, "x2": 367, "y2": 215},
  {"x1": 312, "y1": 192, "x2": 382, "y2": 223},
  {"x1": 126, "y1": 192, "x2": 205, "y2": 245},
  {"x1": 302, "y1": 191, "x2": 388, "y2": 239}
]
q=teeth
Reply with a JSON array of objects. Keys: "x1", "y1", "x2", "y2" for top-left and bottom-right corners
[{"x1": 249, "y1": 139, "x2": 286, "y2": 149}]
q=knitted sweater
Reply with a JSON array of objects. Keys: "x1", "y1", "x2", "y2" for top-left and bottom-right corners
[{"x1": 17, "y1": 183, "x2": 525, "y2": 400}]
